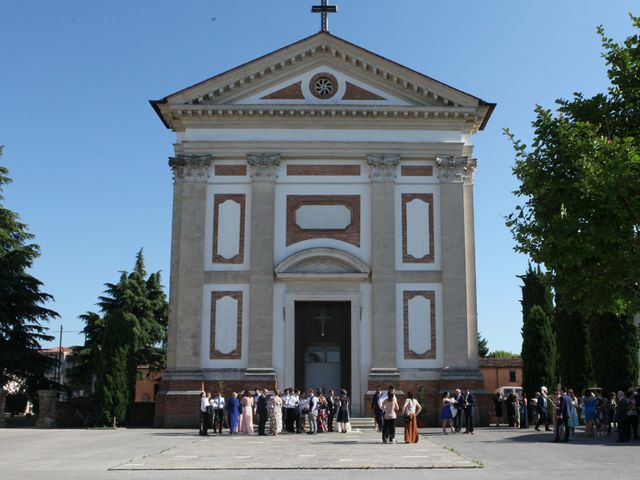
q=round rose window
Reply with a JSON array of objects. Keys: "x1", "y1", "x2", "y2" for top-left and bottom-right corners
[{"x1": 310, "y1": 73, "x2": 338, "y2": 99}]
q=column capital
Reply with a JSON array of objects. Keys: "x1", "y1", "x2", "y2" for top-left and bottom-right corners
[
  {"x1": 168, "y1": 155, "x2": 213, "y2": 184},
  {"x1": 366, "y1": 154, "x2": 400, "y2": 182},
  {"x1": 247, "y1": 153, "x2": 281, "y2": 182},
  {"x1": 435, "y1": 155, "x2": 477, "y2": 183}
]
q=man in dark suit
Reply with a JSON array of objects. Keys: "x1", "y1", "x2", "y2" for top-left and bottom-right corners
[
  {"x1": 535, "y1": 386, "x2": 551, "y2": 431},
  {"x1": 453, "y1": 389, "x2": 465, "y2": 432},
  {"x1": 463, "y1": 387, "x2": 475, "y2": 434},
  {"x1": 326, "y1": 390, "x2": 335, "y2": 432},
  {"x1": 554, "y1": 387, "x2": 571, "y2": 442},
  {"x1": 371, "y1": 386, "x2": 383, "y2": 432},
  {"x1": 256, "y1": 388, "x2": 268, "y2": 436}
]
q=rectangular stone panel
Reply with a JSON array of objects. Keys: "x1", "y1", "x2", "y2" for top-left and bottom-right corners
[
  {"x1": 401, "y1": 193, "x2": 434, "y2": 263},
  {"x1": 210, "y1": 291, "x2": 243, "y2": 359},
  {"x1": 286, "y1": 195, "x2": 360, "y2": 247},
  {"x1": 401, "y1": 165, "x2": 433, "y2": 176},
  {"x1": 403, "y1": 290, "x2": 436, "y2": 360},
  {"x1": 212, "y1": 194, "x2": 245, "y2": 264},
  {"x1": 215, "y1": 164, "x2": 247, "y2": 176},
  {"x1": 286, "y1": 164, "x2": 361, "y2": 176}
]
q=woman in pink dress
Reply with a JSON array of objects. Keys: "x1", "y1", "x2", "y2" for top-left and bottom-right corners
[{"x1": 239, "y1": 390, "x2": 254, "y2": 434}]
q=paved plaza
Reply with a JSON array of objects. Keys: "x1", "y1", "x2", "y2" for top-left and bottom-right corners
[{"x1": 1, "y1": 426, "x2": 639, "y2": 479}]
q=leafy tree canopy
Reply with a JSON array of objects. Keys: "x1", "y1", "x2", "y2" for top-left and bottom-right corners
[
  {"x1": 506, "y1": 15, "x2": 640, "y2": 316},
  {"x1": 487, "y1": 350, "x2": 521, "y2": 359},
  {"x1": 0, "y1": 146, "x2": 58, "y2": 395}
]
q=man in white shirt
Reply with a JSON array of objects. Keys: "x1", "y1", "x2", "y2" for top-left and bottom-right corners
[
  {"x1": 199, "y1": 392, "x2": 209, "y2": 436},
  {"x1": 307, "y1": 388, "x2": 318, "y2": 434},
  {"x1": 210, "y1": 392, "x2": 225, "y2": 434}
]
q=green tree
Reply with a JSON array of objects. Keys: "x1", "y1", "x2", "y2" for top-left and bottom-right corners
[
  {"x1": 478, "y1": 332, "x2": 489, "y2": 358},
  {"x1": 68, "y1": 311, "x2": 104, "y2": 388},
  {"x1": 94, "y1": 250, "x2": 167, "y2": 424},
  {"x1": 590, "y1": 313, "x2": 639, "y2": 393},
  {"x1": 555, "y1": 305, "x2": 593, "y2": 392},
  {"x1": 506, "y1": 15, "x2": 640, "y2": 316},
  {"x1": 0, "y1": 148, "x2": 58, "y2": 398},
  {"x1": 487, "y1": 350, "x2": 520, "y2": 359},
  {"x1": 518, "y1": 264, "x2": 554, "y2": 323},
  {"x1": 521, "y1": 306, "x2": 556, "y2": 400}
]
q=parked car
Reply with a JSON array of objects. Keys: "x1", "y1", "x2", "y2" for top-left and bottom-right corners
[{"x1": 495, "y1": 386, "x2": 523, "y2": 399}]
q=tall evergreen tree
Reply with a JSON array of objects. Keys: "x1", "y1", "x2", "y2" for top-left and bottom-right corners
[
  {"x1": 0, "y1": 149, "x2": 58, "y2": 397},
  {"x1": 555, "y1": 304, "x2": 593, "y2": 392},
  {"x1": 68, "y1": 311, "x2": 104, "y2": 388},
  {"x1": 518, "y1": 264, "x2": 554, "y2": 325},
  {"x1": 477, "y1": 332, "x2": 489, "y2": 358},
  {"x1": 590, "y1": 313, "x2": 639, "y2": 393},
  {"x1": 93, "y1": 250, "x2": 167, "y2": 424},
  {"x1": 521, "y1": 306, "x2": 556, "y2": 401}
]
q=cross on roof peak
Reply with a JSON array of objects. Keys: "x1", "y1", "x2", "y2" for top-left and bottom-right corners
[{"x1": 311, "y1": 0, "x2": 338, "y2": 32}]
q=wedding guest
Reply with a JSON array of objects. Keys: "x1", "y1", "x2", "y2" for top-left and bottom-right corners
[
  {"x1": 582, "y1": 389, "x2": 596, "y2": 438},
  {"x1": 463, "y1": 387, "x2": 475, "y2": 434},
  {"x1": 227, "y1": 392, "x2": 240, "y2": 434},
  {"x1": 440, "y1": 391, "x2": 455, "y2": 434},
  {"x1": 239, "y1": 390, "x2": 254, "y2": 434},
  {"x1": 327, "y1": 390, "x2": 336, "y2": 432},
  {"x1": 210, "y1": 391, "x2": 225, "y2": 434},
  {"x1": 268, "y1": 389, "x2": 283, "y2": 435},
  {"x1": 199, "y1": 392, "x2": 209, "y2": 436},
  {"x1": 402, "y1": 391, "x2": 422, "y2": 443},
  {"x1": 256, "y1": 388, "x2": 268, "y2": 436},
  {"x1": 382, "y1": 392, "x2": 399, "y2": 443},
  {"x1": 336, "y1": 389, "x2": 351, "y2": 433}
]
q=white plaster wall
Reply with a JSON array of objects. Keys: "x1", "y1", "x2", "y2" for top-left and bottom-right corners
[
  {"x1": 233, "y1": 65, "x2": 411, "y2": 106},
  {"x1": 274, "y1": 182, "x2": 371, "y2": 265},
  {"x1": 395, "y1": 283, "x2": 444, "y2": 369},
  {"x1": 204, "y1": 183, "x2": 252, "y2": 271},
  {"x1": 201, "y1": 284, "x2": 250, "y2": 369},
  {"x1": 394, "y1": 184, "x2": 441, "y2": 271}
]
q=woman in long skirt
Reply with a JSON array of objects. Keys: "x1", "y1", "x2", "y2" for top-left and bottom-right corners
[
  {"x1": 519, "y1": 393, "x2": 529, "y2": 429},
  {"x1": 403, "y1": 391, "x2": 422, "y2": 443},
  {"x1": 239, "y1": 390, "x2": 254, "y2": 434},
  {"x1": 336, "y1": 390, "x2": 351, "y2": 433},
  {"x1": 227, "y1": 392, "x2": 240, "y2": 434},
  {"x1": 268, "y1": 390, "x2": 283, "y2": 435}
]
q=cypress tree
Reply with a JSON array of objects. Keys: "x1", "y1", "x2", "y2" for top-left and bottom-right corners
[
  {"x1": 590, "y1": 313, "x2": 639, "y2": 393},
  {"x1": 0, "y1": 150, "x2": 58, "y2": 397},
  {"x1": 521, "y1": 305, "x2": 556, "y2": 400},
  {"x1": 555, "y1": 306, "x2": 593, "y2": 392}
]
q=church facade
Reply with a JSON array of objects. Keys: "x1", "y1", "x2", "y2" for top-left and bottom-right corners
[{"x1": 151, "y1": 32, "x2": 494, "y2": 426}]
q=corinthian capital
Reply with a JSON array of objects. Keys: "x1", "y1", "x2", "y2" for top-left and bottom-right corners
[
  {"x1": 168, "y1": 155, "x2": 213, "y2": 184},
  {"x1": 247, "y1": 153, "x2": 281, "y2": 182},
  {"x1": 435, "y1": 155, "x2": 477, "y2": 183},
  {"x1": 367, "y1": 154, "x2": 400, "y2": 182}
]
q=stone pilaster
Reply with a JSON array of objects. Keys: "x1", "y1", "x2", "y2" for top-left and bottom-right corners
[
  {"x1": 166, "y1": 155, "x2": 213, "y2": 370},
  {"x1": 35, "y1": 389, "x2": 58, "y2": 428},
  {"x1": 0, "y1": 389, "x2": 6, "y2": 427},
  {"x1": 436, "y1": 155, "x2": 480, "y2": 372},
  {"x1": 245, "y1": 154, "x2": 280, "y2": 378},
  {"x1": 367, "y1": 154, "x2": 400, "y2": 378}
]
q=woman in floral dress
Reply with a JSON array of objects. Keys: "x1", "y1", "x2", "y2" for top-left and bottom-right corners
[{"x1": 268, "y1": 389, "x2": 283, "y2": 435}]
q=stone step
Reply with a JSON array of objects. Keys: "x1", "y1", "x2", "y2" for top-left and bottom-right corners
[{"x1": 349, "y1": 417, "x2": 377, "y2": 429}]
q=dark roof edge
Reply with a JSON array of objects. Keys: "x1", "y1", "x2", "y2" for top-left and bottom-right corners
[
  {"x1": 479, "y1": 102, "x2": 497, "y2": 131},
  {"x1": 149, "y1": 99, "x2": 170, "y2": 129}
]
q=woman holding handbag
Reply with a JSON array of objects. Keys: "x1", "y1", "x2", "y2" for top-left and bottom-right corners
[{"x1": 402, "y1": 391, "x2": 422, "y2": 443}]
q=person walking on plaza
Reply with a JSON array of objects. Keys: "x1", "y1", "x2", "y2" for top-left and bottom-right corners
[
  {"x1": 210, "y1": 391, "x2": 225, "y2": 434},
  {"x1": 268, "y1": 389, "x2": 283, "y2": 435},
  {"x1": 199, "y1": 391, "x2": 210, "y2": 436},
  {"x1": 463, "y1": 387, "x2": 475, "y2": 434},
  {"x1": 256, "y1": 388, "x2": 268, "y2": 435},
  {"x1": 227, "y1": 392, "x2": 240, "y2": 434},
  {"x1": 306, "y1": 388, "x2": 318, "y2": 434},
  {"x1": 554, "y1": 387, "x2": 571, "y2": 442},
  {"x1": 402, "y1": 391, "x2": 422, "y2": 443},
  {"x1": 535, "y1": 386, "x2": 551, "y2": 431},
  {"x1": 371, "y1": 386, "x2": 383, "y2": 432},
  {"x1": 239, "y1": 390, "x2": 254, "y2": 434},
  {"x1": 382, "y1": 391, "x2": 399, "y2": 443},
  {"x1": 440, "y1": 391, "x2": 455, "y2": 434}
]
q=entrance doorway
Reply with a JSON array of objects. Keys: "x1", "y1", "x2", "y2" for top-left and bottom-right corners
[{"x1": 294, "y1": 301, "x2": 351, "y2": 394}]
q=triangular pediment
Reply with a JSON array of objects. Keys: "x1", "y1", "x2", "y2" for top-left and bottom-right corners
[{"x1": 151, "y1": 32, "x2": 495, "y2": 131}]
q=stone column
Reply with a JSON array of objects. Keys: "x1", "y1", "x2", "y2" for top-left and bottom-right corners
[
  {"x1": 367, "y1": 154, "x2": 400, "y2": 380},
  {"x1": 436, "y1": 155, "x2": 480, "y2": 373},
  {"x1": 0, "y1": 389, "x2": 6, "y2": 427},
  {"x1": 35, "y1": 389, "x2": 58, "y2": 428},
  {"x1": 245, "y1": 154, "x2": 280, "y2": 379},
  {"x1": 166, "y1": 155, "x2": 212, "y2": 371}
]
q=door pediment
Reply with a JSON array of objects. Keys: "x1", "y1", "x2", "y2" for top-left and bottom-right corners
[{"x1": 275, "y1": 247, "x2": 370, "y2": 280}]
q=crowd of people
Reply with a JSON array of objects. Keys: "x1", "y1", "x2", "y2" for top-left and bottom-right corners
[
  {"x1": 199, "y1": 387, "x2": 351, "y2": 437},
  {"x1": 492, "y1": 385, "x2": 640, "y2": 442}
]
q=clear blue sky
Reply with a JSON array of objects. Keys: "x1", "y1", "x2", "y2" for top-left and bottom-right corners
[{"x1": 1, "y1": 1, "x2": 636, "y2": 352}]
